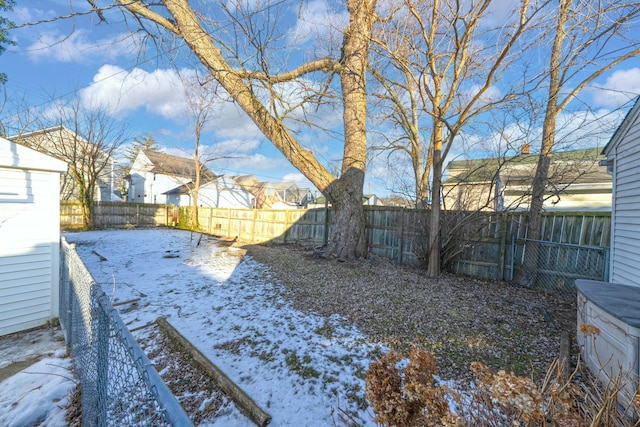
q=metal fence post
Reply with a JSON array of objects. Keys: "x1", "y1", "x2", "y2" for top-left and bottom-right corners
[{"x1": 95, "y1": 294, "x2": 109, "y2": 427}]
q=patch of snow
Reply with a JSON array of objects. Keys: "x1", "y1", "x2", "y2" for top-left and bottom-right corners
[
  {"x1": 0, "y1": 357, "x2": 75, "y2": 427},
  {"x1": 0, "y1": 327, "x2": 66, "y2": 369}
]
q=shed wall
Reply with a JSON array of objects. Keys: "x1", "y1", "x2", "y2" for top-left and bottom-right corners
[
  {"x1": 0, "y1": 167, "x2": 61, "y2": 335},
  {"x1": 611, "y1": 114, "x2": 640, "y2": 287}
]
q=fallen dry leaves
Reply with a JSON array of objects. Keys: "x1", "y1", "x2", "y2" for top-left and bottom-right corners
[{"x1": 243, "y1": 243, "x2": 577, "y2": 383}]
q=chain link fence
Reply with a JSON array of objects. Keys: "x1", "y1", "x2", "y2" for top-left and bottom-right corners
[
  {"x1": 510, "y1": 238, "x2": 609, "y2": 301},
  {"x1": 59, "y1": 238, "x2": 193, "y2": 426}
]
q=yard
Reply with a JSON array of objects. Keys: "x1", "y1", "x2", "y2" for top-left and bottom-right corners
[{"x1": 64, "y1": 228, "x2": 576, "y2": 426}]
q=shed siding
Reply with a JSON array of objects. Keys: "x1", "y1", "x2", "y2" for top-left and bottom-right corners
[
  {"x1": 0, "y1": 166, "x2": 61, "y2": 335},
  {"x1": 610, "y1": 113, "x2": 640, "y2": 286}
]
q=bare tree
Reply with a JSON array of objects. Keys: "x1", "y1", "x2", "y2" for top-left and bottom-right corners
[
  {"x1": 177, "y1": 69, "x2": 221, "y2": 227},
  {"x1": 12, "y1": 99, "x2": 128, "y2": 229},
  {"x1": 370, "y1": 0, "x2": 543, "y2": 276},
  {"x1": 520, "y1": 0, "x2": 640, "y2": 284},
  {"x1": 77, "y1": 0, "x2": 377, "y2": 260}
]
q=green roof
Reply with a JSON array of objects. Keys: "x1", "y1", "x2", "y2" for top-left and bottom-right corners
[{"x1": 445, "y1": 147, "x2": 605, "y2": 183}]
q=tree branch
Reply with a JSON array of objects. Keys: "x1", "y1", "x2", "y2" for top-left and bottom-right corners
[{"x1": 236, "y1": 58, "x2": 341, "y2": 82}]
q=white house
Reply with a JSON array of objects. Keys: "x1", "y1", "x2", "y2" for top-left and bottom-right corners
[
  {"x1": 576, "y1": 97, "x2": 640, "y2": 409},
  {"x1": 8, "y1": 126, "x2": 116, "y2": 202},
  {"x1": 164, "y1": 175, "x2": 253, "y2": 208},
  {"x1": 127, "y1": 150, "x2": 217, "y2": 205},
  {"x1": 128, "y1": 150, "x2": 252, "y2": 208},
  {"x1": 0, "y1": 137, "x2": 67, "y2": 336}
]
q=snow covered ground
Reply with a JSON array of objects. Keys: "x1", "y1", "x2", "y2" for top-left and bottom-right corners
[
  {"x1": 0, "y1": 327, "x2": 75, "y2": 427},
  {"x1": 64, "y1": 228, "x2": 385, "y2": 426}
]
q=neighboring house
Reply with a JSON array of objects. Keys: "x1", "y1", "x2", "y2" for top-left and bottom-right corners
[
  {"x1": 0, "y1": 137, "x2": 67, "y2": 336},
  {"x1": 576, "y1": 97, "x2": 640, "y2": 409},
  {"x1": 164, "y1": 175, "x2": 253, "y2": 208},
  {"x1": 443, "y1": 146, "x2": 611, "y2": 212},
  {"x1": 363, "y1": 194, "x2": 384, "y2": 206},
  {"x1": 381, "y1": 196, "x2": 414, "y2": 208},
  {"x1": 235, "y1": 175, "x2": 315, "y2": 209},
  {"x1": 8, "y1": 126, "x2": 115, "y2": 201},
  {"x1": 127, "y1": 150, "x2": 216, "y2": 205}
]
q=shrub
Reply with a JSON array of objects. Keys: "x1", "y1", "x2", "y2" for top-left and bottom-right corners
[{"x1": 365, "y1": 342, "x2": 639, "y2": 426}]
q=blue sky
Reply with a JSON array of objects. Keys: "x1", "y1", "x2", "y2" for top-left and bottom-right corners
[
  {"x1": 3, "y1": 1, "x2": 640, "y2": 198},
  {"x1": 3, "y1": 1, "x2": 322, "y2": 191}
]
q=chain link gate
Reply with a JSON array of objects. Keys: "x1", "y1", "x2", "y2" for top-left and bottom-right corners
[{"x1": 510, "y1": 238, "x2": 609, "y2": 300}]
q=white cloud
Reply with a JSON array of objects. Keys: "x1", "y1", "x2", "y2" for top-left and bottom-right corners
[
  {"x1": 287, "y1": 0, "x2": 347, "y2": 47},
  {"x1": 79, "y1": 65, "x2": 188, "y2": 117},
  {"x1": 78, "y1": 65, "x2": 264, "y2": 140},
  {"x1": 219, "y1": 153, "x2": 290, "y2": 173},
  {"x1": 459, "y1": 107, "x2": 626, "y2": 159},
  {"x1": 202, "y1": 138, "x2": 262, "y2": 155},
  {"x1": 588, "y1": 68, "x2": 640, "y2": 108},
  {"x1": 282, "y1": 173, "x2": 313, "y2": 188},
  {"x1": 461, "y1": 84, "x2": 503, "y2": 107},
  {"x1": 25, "y1": 29, "x2": 135, "y2": 64},
  {"x1": 554, "y1": 108, "x2": 625, "y2": 149},
  {"x1": 480, "y1": 0, "x2": 528, "y2": 28},
  {"x1": 12, "y1": 6, "x2": 49, "y2": 24}
]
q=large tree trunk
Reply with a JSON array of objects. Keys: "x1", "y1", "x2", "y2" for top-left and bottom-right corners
[
  {"x1": 426, "y1": 113, "x2": 444, "y2": 277},
  {"x1": 322, "y1": 0, "x2": 376, "y2": 260},
  {"x1": 517, "y1": 109, "x2": 556, "y2": 286},
  {"x1": 325, "y1": 169, "x2": 366, "y2": 260},
  {"x1": 527, "y1": 117, "x2": 556, "y2": 242},
  {"x1": 426, "y1": 147, "x2": 442, "y2": 277},
  {"x1": 125, "y1": 0, "x2": 376, "y2": 260}
]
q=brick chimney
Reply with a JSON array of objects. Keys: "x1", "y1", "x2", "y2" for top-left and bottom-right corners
[{"x1": 521, "y1": 143, "x2": 531, "y2": 155}]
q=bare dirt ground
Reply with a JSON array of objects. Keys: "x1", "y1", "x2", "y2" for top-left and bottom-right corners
[{"x1": 241, "y1": 242, "x2": 577, "y2": 383}]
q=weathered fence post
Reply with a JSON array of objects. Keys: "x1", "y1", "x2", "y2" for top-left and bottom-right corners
[
  {"x1": 399, "y1": 208, "x2": 405, "y2": 264},
  {"x1": 284, "y1": 210, "x2": 291, "y2": 244},
  {"x1": 95, "y1": 292, "x2": 109, "y2": 426},
  {"x1": 323, "y1": 200, "x2": 329, "y2": 246},
  {"x1": 498, "y1": 213, "x2": 508, "y2": 280}
]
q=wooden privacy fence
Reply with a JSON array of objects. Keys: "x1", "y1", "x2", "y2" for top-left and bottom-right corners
[
  {"x1": 62, "y1": 202, "x2": 611, "y2": 285},
  {"x1": 185, "y1": 206, "x2": 431, "y2": 265},
  {"x1": 61, "y1": 201, "x2": 176, "y2": 230},
  {"x1": 185, "y1": 206, "x2": 611, "y2": 283},
  {"x1": 183, "y1": 206, "x2": 333, "y2": 246}
]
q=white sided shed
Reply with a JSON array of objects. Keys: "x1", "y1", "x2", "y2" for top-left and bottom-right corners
[
  {"x1": 576, "y1": 97, "x2": 640, "y2": 409},
  {"x1": 603, "y1": 98, "x2": 640, "y2": 285},
  {"x1": 0, "y1": 137, "x2": 67, "y2": 336}
]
